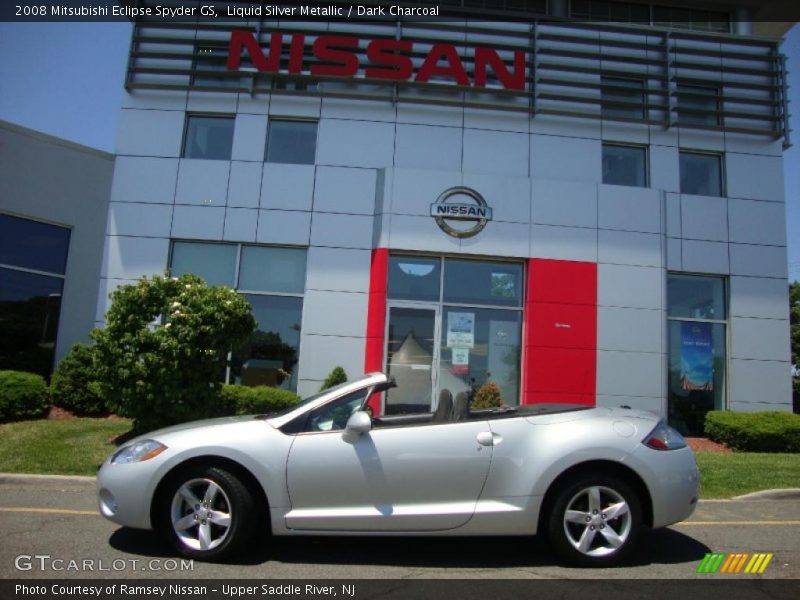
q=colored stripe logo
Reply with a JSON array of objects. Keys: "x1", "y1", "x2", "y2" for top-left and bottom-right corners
[{"x1": 697, "y1": 552, "x2": 773, "y2": 574}]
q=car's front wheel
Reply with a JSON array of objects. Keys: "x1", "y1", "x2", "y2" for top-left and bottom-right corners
[
  {"x1": 160, "y1": 466, "x2": 256, "y2": 561},
  {"x1": 547, "y1": 474, "x2": 642, "y2": 567}
]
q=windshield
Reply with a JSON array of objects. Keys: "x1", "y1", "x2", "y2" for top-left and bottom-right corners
[{"x1": 269, "y1": 380, "x2": 358, "y2": 418}]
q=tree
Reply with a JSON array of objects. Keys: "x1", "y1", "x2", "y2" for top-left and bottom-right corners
[
  {"x1": 91, "y1": 274, "x2": 256, "y2": 432},
  {"x1": 791, "y1": 281, "x2": 799, "y2": 413},
  {"x1": 320, "y1": 366, "x2": 348, "y2": 391}
]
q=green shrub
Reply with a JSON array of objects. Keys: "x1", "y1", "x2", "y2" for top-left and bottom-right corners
[
  {"x1": 320, "y1": 366, "x2": 347, "y2": 391},
  {"x1": 91, "y1": 273, "x2": 256, "y2": 433},
  {"x1": 472, "y1": 382, "x2": 504, "y2": 409},
  {"x1": 705, "y1": 411, "x2": 800, "y2": 453},
  {"x1": 219, "y1": 385, "x2": 300, "y2": 416},
  {"x1": 50, "y1": 344, "x2": 106, "y2": 416},
  {"x1": 0, "y1": 371, "x2": 49, "y2": 421}
]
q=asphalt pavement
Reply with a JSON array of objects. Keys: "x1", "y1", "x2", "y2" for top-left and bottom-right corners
[{"x1": 1, "y1": 474, "x2": 798, "y2": 580}]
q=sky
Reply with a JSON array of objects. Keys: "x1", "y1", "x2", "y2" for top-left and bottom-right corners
[{"x1": 0, "y1": 20, "x2": 798, "y2": 282}]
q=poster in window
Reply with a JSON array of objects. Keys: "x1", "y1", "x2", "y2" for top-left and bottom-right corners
[
  {"x1": 447, "y1": 312, "x2": 475, "y2": 348},
  {"x1": 451, "y1": 348, "x2": 470, "y2": 375},
  {"x1": 679, "y1": 322, "x2": 713, "y2": 391}
]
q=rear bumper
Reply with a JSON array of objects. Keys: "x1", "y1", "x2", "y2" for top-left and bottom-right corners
[{"x1": 632, "y1": 445, "x2": 699, "y2": 528}]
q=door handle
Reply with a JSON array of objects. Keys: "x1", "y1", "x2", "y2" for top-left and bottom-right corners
[{"x1": 476, "y1": 431, "x2": 494, "y2": 446}]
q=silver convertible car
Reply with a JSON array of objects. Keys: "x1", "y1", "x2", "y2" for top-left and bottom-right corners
[{"x1": 97, "y1": 372, "x2": 699, "y2": 566}]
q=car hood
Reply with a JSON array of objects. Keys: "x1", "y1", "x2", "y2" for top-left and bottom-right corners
[{"x1": 126, "y1": 415, "x2": 262, "y2": 445}]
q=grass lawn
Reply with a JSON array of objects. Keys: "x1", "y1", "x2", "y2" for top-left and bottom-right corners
[
  {"x1": 0, "y1": 418, "x2": 132, "y2": 476},
  {"x1": 1, "y1": 419, "x2": 799, "y2": 498},
  {"x1": 695, "y1": 451, "x2": 800, "y2": 499}
]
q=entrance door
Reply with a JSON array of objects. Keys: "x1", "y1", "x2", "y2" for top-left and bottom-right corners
[{"x1": 384, "y1": 305, "x2": 439, "y2": 414}]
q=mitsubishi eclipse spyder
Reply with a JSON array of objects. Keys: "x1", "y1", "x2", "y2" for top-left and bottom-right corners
[{"x1": 97, "y1": 372, "x2": 699, "y2": 567}]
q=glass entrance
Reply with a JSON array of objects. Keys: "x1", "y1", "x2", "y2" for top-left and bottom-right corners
[
  {"x1": 385, "y1": 305, "x2": 439, "y2": 414},
  {"x1": 384, "y1": 255, "x2": 524, "y2": 414}
]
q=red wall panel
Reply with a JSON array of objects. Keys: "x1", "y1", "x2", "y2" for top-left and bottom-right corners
[
  {"x1": 523, "y1": 258, "x2": 597, "y2": 406},
  {"x1": 364, "y1": 248, "x2": 389, "y2": 373}
]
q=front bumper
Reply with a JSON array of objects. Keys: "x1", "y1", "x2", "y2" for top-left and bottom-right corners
[{"x1": 96, "y1": 459, "x2": 159, "y2": 530}]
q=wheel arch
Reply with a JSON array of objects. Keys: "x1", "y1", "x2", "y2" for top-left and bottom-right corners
[
  {"x1": 149, "y1": 455, "x2": 271, "y2": 532},
  {"x1": 537, "y1": 460, "x2": 654, "y2": 533}
]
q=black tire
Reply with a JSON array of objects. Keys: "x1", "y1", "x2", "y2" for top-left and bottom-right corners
[
  {"x1": 158, "y1": 465, "x2": 256, "y2": 561},
  {"x1": 546, "y1": 474, "x2": 642, "y2": 567}
]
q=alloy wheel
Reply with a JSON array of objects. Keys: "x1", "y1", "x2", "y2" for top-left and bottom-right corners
[
  {"x1": 562, "y1": 485, "x2": 632, "y2": 557},
  {"x1": 170, "y1": 478, "x2": 233, "y2": 551}
]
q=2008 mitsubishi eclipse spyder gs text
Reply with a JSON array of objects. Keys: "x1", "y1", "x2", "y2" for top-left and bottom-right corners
[{"x1": 97, "y1": 372, "x2": 699, "y2": 567}]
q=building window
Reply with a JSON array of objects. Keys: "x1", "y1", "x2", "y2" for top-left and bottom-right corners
[
  {"x1": 182, "y1": 115, "x2": 235, "y2": 160},
  {"x1": 385, "y1": 256, "x2": 523, "y2": 413},
  {"x1": 680, "y1": 151, "x2": 723, "y2": 197},
  {"x1": 569, "y1": 1, "x2": 730, "y2": 32},
  {"x1": 667, "y1": 274, "x2": 727, "y2": 435},
  {"x1": 265, "y1": 119, "x2": 317, "y2": 165},
  {"x1": 0, "y1": 214, "x2": 71, "y2": 377},
  {"x1": 570, "y1": 0, "x2": 650, "y2": 23},
  {"x1": 602, "y1": 144, "x2": 648, "y2": 187},
  {"x1": 170, "y1": 241, "x2": 307, "y2": 391},
  {"x1": 192, "y1": 46, "x2": 238, "y2": 88},
  {"x1": 653, "y1": 6, "x2": 730, "y2": 33},
  {"x1": 677, "y1": 84, "x2": 721, "y2": 126},
  {"x1": 601, "y1": 76, "x2": 646, "y2": 119}
]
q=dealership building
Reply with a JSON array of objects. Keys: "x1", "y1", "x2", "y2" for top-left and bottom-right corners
[{"x1": 5, "y1": 1, "x2": 795, "y2": 433}]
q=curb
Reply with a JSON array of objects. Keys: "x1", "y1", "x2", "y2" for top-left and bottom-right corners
[
  {"x1": 2, "y1": 474, "x2": 799, "y2": 501},
  {"x1": 0, "y1": 473, "x2": 95, "y2": 485},
  {"x1": 731, "y1": 488, "x2": 800, "y2": 501}
]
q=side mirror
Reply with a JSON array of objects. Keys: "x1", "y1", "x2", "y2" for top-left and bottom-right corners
[{"x1": 342, "y1": 411, "x2": 372, "y2": 444}]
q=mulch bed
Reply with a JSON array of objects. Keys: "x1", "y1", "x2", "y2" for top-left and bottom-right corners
[
  {"x1": 686, "y1": 437, "x2": 731, "y2": 453},
  {"x1": 46, "y1": 406, "x2": 77, "y2": 420}
]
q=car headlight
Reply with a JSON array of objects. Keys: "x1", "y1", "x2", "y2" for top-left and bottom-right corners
[
  {"x1": 111, "y1": 440, "x2": 167, "y2": 464},
  {"x1": 642, "y1": 421, "x2": 687, "y2": 451}
]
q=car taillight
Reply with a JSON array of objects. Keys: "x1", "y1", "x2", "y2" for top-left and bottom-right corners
[{"x1": 643, "y1": 421, "x2": 687, "y2": 451}]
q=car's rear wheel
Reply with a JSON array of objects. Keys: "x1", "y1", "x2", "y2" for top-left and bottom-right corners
[
  {"x1": 160, "y1": 466, "x2": 255, "y2": 561},
  {"x1": 547, "y1": 474, "x2": 642, "y2": 567}
]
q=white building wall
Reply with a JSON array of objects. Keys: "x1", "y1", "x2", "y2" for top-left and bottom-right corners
[{"x1": 100, "y1": 23, "x2": 793, "y2": 410}]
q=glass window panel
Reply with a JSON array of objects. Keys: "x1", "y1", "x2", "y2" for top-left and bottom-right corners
[
  {"x1": 443, "y1": 259, "x2": 523, "y2": 307},
  {"x1": 439, "y1": 307, "x2": 522, "y2": 407},
  {"x1": 183, "y1": 116, "x2": 234, "y2": 160},
  {"x1": 0, "y1": 214, "x2": 71, "y2": 275},
  {"x1": 680, "y1": 152, "x2": 722, "y2": 197},
  {"x1": 602, "y1": 144, "x2": 647, "y2": 187},
  {"x1": 265, "y1": 120, "x2": 317, "y2": 165},
  {"x1": 388, "y1": 256, "x2": 441, "y2": 302},
  {"x1": 306, "y1": 388, "x2": 369, "y2": 432},
  {"x1": 238, "y1": 246, "x2": 306, "y2": 294},
  {"x1": 0, "y1": 267, "x2": 64, "y2": 377},
  {"x1": 601, "y1": 76, "x2": 645, "y2": 119},
  {"x1": 170, "y1": 242, "x2": 237, "y2": 287},
  {"x1": 667, "y1": 274, "x2": 726, "y2": 320},
  {"x1": 385, "y1": 307, "x2": 437, "y2": 414},
  {"x1": 230, "y1": 295, "x2": 303, "y2": 391},
  {"x1": 668, "y1": 320, "x2": 726, "y2": 435}
]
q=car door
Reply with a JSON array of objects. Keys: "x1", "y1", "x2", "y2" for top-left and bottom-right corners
[{"x1": 284, "y1": 402, "x2": 493, "y2": 531}]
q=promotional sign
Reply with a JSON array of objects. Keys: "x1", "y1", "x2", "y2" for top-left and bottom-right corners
[
  {"x1": 451, "y1": 348, "x2": 470, "y2": 376},
  {"x1": 680, "y1": 322, "x2": 714, "y2": 391},
  {"x1": 447, "y1": 312, "x2": 475, "y2": 349}
]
